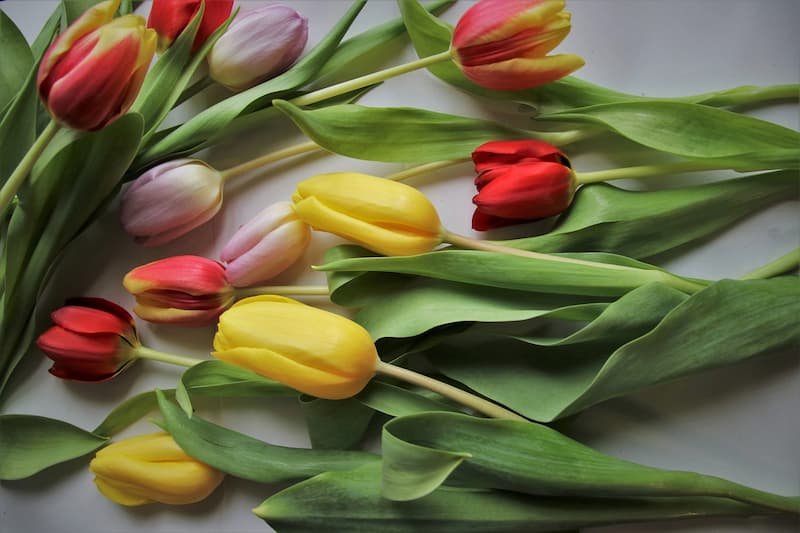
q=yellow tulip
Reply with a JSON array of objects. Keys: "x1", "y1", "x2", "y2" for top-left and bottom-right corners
[
  {"x1": 292, "y1": 172, "x2": 443, "y2": 256},
  {"x1": 89, "y1": 432, "x2": 224, "y2": 506},
  {"x1": 213, "y1": 295, "x2": 378, "y2": 399}
]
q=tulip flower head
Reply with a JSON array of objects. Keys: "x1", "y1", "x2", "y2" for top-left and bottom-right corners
[
  {"x1": 124, "y1": 255, "x2": 235, "y2": 326},
  {"x1": 147, "y1": 0, "x2": 234, "y2": 52},
  {"x1": 208, "y1": 4, "x2": 309, "y2": 91},
  {"x1": 37, "y1": 0, "x2": 157, "y2": 130},
  {"x1": 213, "y1": 295, "x2": 378, "y2": 399},
  {"x1": 36, "y1": 298, "x2": 139, "y2": 382},
  {"x1": 90, "y1": 432, "x2": 224, "y2": 506},
  {"x1": 121, "y1": 159, "x2": 223, "y2": 246},
  {"x1": 292, "y1": 172, "x2": 443, "y2": 256},
  {"x1": 471, "y1": 139, "x2": 576, "y2": 230},
  {"x1": 451, "y1": 0, "x2": 584, "y2": 90},
  {"x1": 221, "y1": 201, "x2": 311, "y2": 287}
]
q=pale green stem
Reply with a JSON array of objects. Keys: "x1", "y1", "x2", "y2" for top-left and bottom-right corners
[
  {"x1": 288, "y1": 50, "x2": 454, "y2": 107},
  {"x1": 134, "y1": 346, "x2": 202, "y2": 368},
  {"x1": 220, "y1": 141, "x2": 323, "y2": 183},
  {"x1": 441, "y1": 229, "x2": 705, "y2": 294},
  {"x1": 576, "y1": 161, "x2": 726, "y2": 185},
  {"x1": 740, "y1": 247, "x2": 800, "y2": 280},
  {"x1": 385, "y1": 158, "x2": 471, "y2": 181},
  {"x1": 0, "y1": 120, "x2": 61, "y2": 213},
  {"x1": 234, "y1": 284, "x2": 330, "y2": 298},
  {"x1": 375, "y1": 360, "x2": 526, "y2": 421}
]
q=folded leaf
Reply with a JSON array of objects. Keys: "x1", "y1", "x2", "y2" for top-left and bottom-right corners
[
  {"x1": 380, "y1": 412, "x2": 800, "y2": 513},
  {"x1": 255, "y1": 462, "x2": 772, "y2": 532},
  {"x1": 0, "y1": 11, "x2": 33, "y2": 117},
  {"x1": 299, "y1": 396, "x2": 374, "y2": 450}
]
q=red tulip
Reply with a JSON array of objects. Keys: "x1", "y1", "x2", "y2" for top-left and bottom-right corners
[
  {"x1": 148, "y1": 0, "x2": 234, "y2": 53},
  {"x1": 471, "y1": 140, "x2": 576, "y2": 231},
  {"x1": 451, "y1": 0, "x2": 584, "y2": 91},
  {"x1": 123, "y1": 256, "x2": 235, "y2": 326},
  {"x1": 36, "y1": 298, "x2": 139, "y2": 382},
  {"x1": 37, "y1": 0, "x2": 157, "y2": 131}
]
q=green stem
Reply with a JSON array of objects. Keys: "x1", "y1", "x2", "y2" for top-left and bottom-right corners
[
  {"x1": 740, "y1": 247, "x2": 800, "y2": 280},
  {"x1": 220, "y1": 141, "x2": 323, "y2": 182},
  {"x1": 700, "y1": 475, "x2": 800, "y2": 514},
  {"x1": 576, "y1": 161, "x2": 725, "y2": 185},
  {"x1": 134, "y1": 346, "x2": 203, "y2": 368},
  {"x1": 375, "y1": 360, "x2": 526, "y2": 421},
  {"x1": 385, "y1": 158, "x2": 471, "y2": 182},
  {"x1": 441, "y1": 229, "x2": 704, "y2": 294},
  {"x1": 234, "y1": 284, "x2": 330, "y2": 298},
  {"x1": 0, "y1": 120, "x2": 61, "y2": 213},
  {"x1": 288, "y1": 50, "x2": 454, "y2": 107}
]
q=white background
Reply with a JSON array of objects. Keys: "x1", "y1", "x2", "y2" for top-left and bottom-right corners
[{"x1": 0, "y1": 1, "x2": 798, "y2": 532}]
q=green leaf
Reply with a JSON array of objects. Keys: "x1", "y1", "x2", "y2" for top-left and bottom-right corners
[
  {"x1": 317, "y1": 0, "x2": 455, "y2": 85},
  {"x1": 255, "y1": 462, "x2": 767, "y2": 532},
  {"x1": 0, "y1": 10, "x2": 33, "y2": 117},
  {"x1": 0, "y1": 68, "x2": 37, "y2": 184},
  {"x1": 274, "y1": 100, "x2": 530, "y2": 163},
  {"x1": 62, "y1": 0, "x2": 108, "y2": 23},
  {"x1": 428, "y1": 278, "x2": 800, "y2": 422},
  {"x1": 380, "y1": 412, "x2": 800, "y2": 513},
  {"x1": 356, "y1": 381, "x2": 461, "y2": 418},
  {"x1": 132, "y1": 6, "x2": 236, "y2": 140},
  {"x1": 156, "y1": 391, "x2": 379, "y2": 483},
  {"x1": 93, "y1": 389, "x2": 175, "y2": 438},
  {"x1": 501, "y1": 171, "x2": 798, "y2": 259},
  {"x1": 318, "y1": 249, "x2": 702, "y2": 298},
  {"x1": 0, "y1": 415, "x2": 107, "y2": 480},
  {"x1": 539, "y1": 101, "x2": 800, "y2": 170},
  {"x1": 132, "y1": 0, "x2": 367, "y2": 171},
  {"x1": 299, "y1": 396, "x2": 374, "y2": 450}
]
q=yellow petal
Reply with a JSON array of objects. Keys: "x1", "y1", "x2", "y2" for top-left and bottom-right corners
[{"x1": 94, "y1": 477, "x2": 153, "y2": 506}]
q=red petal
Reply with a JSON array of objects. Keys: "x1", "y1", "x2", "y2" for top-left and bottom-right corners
[
  {"x1": 453, "y1": 0, "x2": 548, "y2": 49},
  {"x1": 52, "y1": 306, "x2": 133, "y2": 337},
  {"x1": 65, "y1": 297, "x2": 134, "y2": 325},
  {"x1": 124, "y1": 255, "x2": 230, "y2": 295},
  {"x1": 460, "y1": 54, "x2": 584, "y2": 91},
  {"x1": 195, "y1": 0, "x2": 233, "y2": 52},
  {"x1": 148, "y1": 0, "x2": 233, "y2": 52},
  {"x1": 37, "y1": 327, "x2": 122, "y2": 361},
  {"x1": 472, "y1": 139, "x2": 567, "y2": 172},
  {"x1": 472, "y1": 162, "x2": 574, "y2": 219},
  {"x1": 471, "y1": 209, "x2": 523, "y2": 231}
]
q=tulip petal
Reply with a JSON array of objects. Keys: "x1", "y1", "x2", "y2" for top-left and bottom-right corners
[
  {"x1": 472, "y1": 209, "x2": 523, "y2": 231},
  {"x1": 51, "y1": 305, "x2": 133, "y2": 336},
  {"x1": 453, "y1": 0, "x2": 565, "y2": 49},
  {"x1": 124, "y1": 256, "x2": 229, "y2": 295},
  {"x1": 94, "y1": 477, "x2": 154, "y2": 506},
  {"x1": 132, "y1": 301, "x2": 229, "y2": 326},
  {"x1": 473, "y1": 139, "x2": 568, "y2": 173},
  {"x1": 461, "y1": 53, "x2": 585, "y2": 91},
  {"x1": 224, "y1": 220, "x2": 311, "y2": 287},
  {"x1": 220, "y1": 202, "x2": 296, "y2": 263},
  {"x1": 294, "y1": 196, "x2": 441, "y2": 257}
]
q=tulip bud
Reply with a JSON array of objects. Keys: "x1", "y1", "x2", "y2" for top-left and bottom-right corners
[
  {"x1": 90, "y1": 432, "x2": 224, "y2": 506},
  {"x1": 213, "y1": 295, "x2": 378, "y2": 399},
  {"x1": 470, "y1": 140, "x2": 576, "y2": 231},
  {"x1": 292, "y1": 173, "x2": 442, "y2": 256},
  {"x1": 220, "y1": 202, "x2": 311, "y2": 287},
  {"x1": 36, "y1": 298, "x2": 139, "y2": 382},
  {"x1": 451, "y1": 0, "x2": 584, "y2": 91},
  {"x1": 208, "y1": 5, "x2": 308, "y2": 91},
  {"x1": 121, "y1": 159, "x2": 223, "y2": 246},
  {"x1": 123, "y1": 255, "x2": 234, "y2": 326},
  {"x1": 37, "y1": 1, "x2": 157, "y2": 131},
  {"x1": 147, "y1": 0, "x2": 233, "y2": 53}
]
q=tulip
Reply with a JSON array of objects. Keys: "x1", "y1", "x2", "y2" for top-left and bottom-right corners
[
  {"x1": 36, "y1": 297, "x2": 139, "y2": 382},
  {"x1": 147, "y1": 0, "x2": 233, "y2": 53},
  {"x1": 292, "y1": 172, "x2": 442, "y2": 256},
  {"x1": 451, "y1": 0, "x2": 584, "y2": 90},
  {"x1": 90, "y1": 432, "x2": 224, "y2": 506},
  {"x1": 121, "y1": 159, "x2": 223, "y2": 246},
  {"x1": 213, "y1": 295, "x2": 378, "y2": 399},
  {"x1": 36, "y1": 0, "x2": 157, "y2": 131},
  {"x1": 221, "y1": 202, "x2": 311, "y2": 287},
  {"x1": 123, "y1": 255, "x2": 234, "y2": 326},
  {"x1": 470, "y1": 140, "x2": 576, "y2": 230},
  {"x1": 208, "y1": 4, "x2": 308, "y2": 91}
]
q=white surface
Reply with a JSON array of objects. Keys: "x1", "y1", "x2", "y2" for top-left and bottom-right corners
[{"x1": 1, "y1": 1, "x2": 799, "y2": 532}]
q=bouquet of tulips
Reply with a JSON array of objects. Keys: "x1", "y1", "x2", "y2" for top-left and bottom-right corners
[{"x1": 0, "y1": 0, "x2": 798, "y2": 531}]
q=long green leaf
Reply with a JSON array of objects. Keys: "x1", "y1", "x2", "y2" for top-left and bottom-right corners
[
  {"x1": 0, "y1": 10, "x2": 33, "y2": 117},
  {"x1": 0, "y1": 415, "x2": 107, "y2": 480},
  {"x1": 539, "y1": 101, "x2": 800, "y2": 169},
  {"x1": 318, "y1": 248, "x2": 702, "y2": 298},
  {"x1": 428, "y1": 278, "x2": 800, "y2": 421},
  {"x1": 380, "y1": 412, "x2": 800, "y2": 513},
  {"x1": 255, "y1": 462, "x2": 769, "y2": 532},
  {"x1": 502, "y1": 171, "x2": 798, "y2": 258},
  {"x1": 156, "y1": 391, "x2": 379, "y2": 483},
  {"x1": 132, "y1": 0, "x2": 367, "y2": 171},
  {"x1": 299, "y1": 396, "x2": 374, "y2": 450}
]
